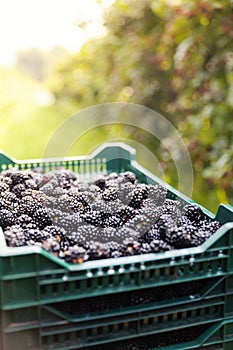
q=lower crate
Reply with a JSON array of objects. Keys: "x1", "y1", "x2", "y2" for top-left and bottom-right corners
[{"x1": 1, "y1": 319, "x2": 233, "y2": 350}]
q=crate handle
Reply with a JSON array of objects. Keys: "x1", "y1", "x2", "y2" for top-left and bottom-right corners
[{"x1": 215, "y1": 204, "x2": 233, "y2": 224}]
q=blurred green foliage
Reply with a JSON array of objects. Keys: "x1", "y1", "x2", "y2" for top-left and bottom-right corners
[
  {"x1": 47, "y1": 0, "x2": 233, "y2": 211},
  {"x1": 0, "y1": 0, "x2": 232, "y2": 212}
]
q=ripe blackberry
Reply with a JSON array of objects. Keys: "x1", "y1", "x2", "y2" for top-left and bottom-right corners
[
  {"x1": 184, "y1": 204, "x2": 204, "y2": 223},
  {"x1": 67, "y1": 224, "x2": 99, "y2": 245},
  {"x1": 86, "y1": 241, "x2": 111, "y2": 260},
  {"x1": 118, "y1": 182, "x2": 135, "y2": 204},
  {"x1": 119, "y1": 171, "x2": 137, "y2": 184},
  {"x1": 4, "y1": 225, "x2": 26, "y2": 247},
  {"x1": 19, "y1": 196, "x2": 43, "y2": 216},
  {"x1": 32, "y1": 207, "x2": 52, "y2": 229},
  {"x1": 6, "y1": 170, "x2": 27, "y2": 186},
  {"x1": 56, "y1": 213, "x2": 83, "y2": 233},
  {"x1": 63, "y1": 245, "x2": 87, "y2": 263},
  {"x1": 102, "y1": 186, "x2": 118, "y2": 201},
  {"x1": 150, "y1": 239, "x2": 172, "y2": 252},
  {"x1": 97, "y1": 226, "x2": 117, "y2": 243},
  {"x1": 102, "y1": 214, "x2": 124, "y2": 228},
  {"x1": 117, "y1": 205, "x2": 135, "y2": 220},
  {"x1": 0, "y1": 209, "x2": 16, "y2": 228},
  {"x1": 0, "y1": 181, "x2": 9, "y2": 193},
  {"x1": 0, "y1": 191, "x2": 18, "y2": 210},
  {"x1": 190, "y1": 229, "x2": 212, "y2": 247},
  {"x1": 170, "y1": 224, "x2": 196, "y2": 249},
  {"x1": 43, "y1": 225, "x2": 66, "y2": 242},
  {"x1": 17, "y1": 214, "x2": 34, "y2": 228},
  {"x1": 11, "y1": 184, "x2": 26, "y2": 198},
  {"x1": 147, "y1": 184, "x2": 167, "y2": 206},
  {"x1": 139, "y1": 242, "x2": 152, "y2": 254},
  {"x1": 198, "y1": 220, "x2": 221, "y2": 234},
  {"x1": 81, "y1": 210, "x2": 103, "y2": 226},
  {"x1": 121, "y1": 238, "x2": 141, "y2": 256},
  {"x1": 25, "y1": 179, "x2": 38, "y2": 190},
  {"x1": 128, "y1": 184, "x2": 149, "y2": 208},
  {"x1": 125, "y1": 214, "x2": 153, "y2": 235},
  {"x1": 42, "y1": 237, "x2": 60, "y2": 255},
  {"x1": 94, "y1": 176, "x2": 106, "y2": 190},
  {"x1": 91, "y1": 200, "x2": 108, "y2": 213},
  {"x1": 139, "y1": 224, "x2": 161, "y2": 243}
]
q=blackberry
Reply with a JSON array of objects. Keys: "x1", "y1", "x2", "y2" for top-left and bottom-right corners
[
  {"x1": 81, "y1": 210, "x2": 103, "y2": 226},
  {"x1": 43, "y1": 225, "x2": 66, "y2": 242},
  {"x1": 198, "y1": 220, "x2": 221, "y2": 234},
  {"x1": 42, "y1": 237, "x2": 60, "y2": 255},
  {"x1": 0, "y1": 181, "x2": 9, "y2": 193},
  {"x1": 117, "y1": 205, "x2": 136, "y2": 222},
  {"x1": 105, "y1": 199, "x2": 123, "y2": 215},
  {"x1": 184, "y1": 204, "x2": 204, "y2": 223},
  {"x1": 125, "y1": 214, "x2": 152, "y2": 236},
  {"x1": 67, "y1": 224, "x2": 99, "y2": 245},
  {"x1": 98, "y1": 227, "x2": 118, "y2": 243},
  {"x1": 0, "y1": 191, "x2": 18, "y2": 210},
  {"x1": 25, "y1": 228, "x2": 50, "y2": 243},
  {"x1": 4, "y1": 225, "x2": 26, "y2": 247},
  {"x1": 128, "y1": 184, "x2": 149, "y2": 208},
  {"x1": 121, "y1": 238, "x2": 141, "y2": 256},
  {"x1": 56, "y1": 213, "x2": 83, "y2": 233},
  {"x1": 139, "y1": 225, "x2": 161, "y2": 243},
  {"x1": 0, "y1": 209, "x2": 16, "y2": 228},
  {"x1": 86, "y1": 241, "x2": 111, "y2": 260},
  {"x1": 150, "y1": 239, "x2": 172, "y2": 252},
  {"x1": 119, "y1": 171, "x2": 137, "y2": 184},
  {"x1": 139, "y1": 242, "x2": 152, "y2": 254},
  {"x1": 102, "y1": 214, "x2": 124, "y2": 228},
  {"x1": 147, "y1": 184, "x2": 167, "y2": 206},
  {"x1": 94, "y1": 176, "x2": 106, "y2": 190},
  {"x1": 17, "y1": 214, "x2": 34, "y2": 228},
  {"x1": 91, "y1": 199, "x2": 108, "y2": 213},
  {"x1": 63, "y1": 245, "x2": 87, "y2": 263},
  {"x1": 118, "y1": 182, "x2": 135, "y2": 204},
  {"x1": 190, "y1": 229, "x2": 212, "y2": 247},
  {"x1": 48, "y1": 209, "x2": 63, "y2": 224},
  {"x1": 170, "y1": 224, "x2": 196, "y2": 249},
  {"x1": 115, "y1": 226, "x2": 139, "y2": 243},
  {"x1": 32, "y1": 207, "x2": 52, "y2": 229},
  {"x1": 25, "y1": 179, "x2": 38, "y2": 190},
  {"x1": 102, "y1": 186, "x2": 118, "y2": 201}
]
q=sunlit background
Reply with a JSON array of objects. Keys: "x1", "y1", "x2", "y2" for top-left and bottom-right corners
[{"x1": 0, "y1": 0, "x2": 232, "y2": 211}]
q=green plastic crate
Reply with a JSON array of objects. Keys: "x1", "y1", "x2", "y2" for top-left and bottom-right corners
[{"x1": 0, "y1": 142, "x2": 233, "y2": 350}]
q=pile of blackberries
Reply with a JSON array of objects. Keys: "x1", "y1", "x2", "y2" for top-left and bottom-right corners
[{"x1": 0, "y1": 167, "x2": 221, "y2": 264}]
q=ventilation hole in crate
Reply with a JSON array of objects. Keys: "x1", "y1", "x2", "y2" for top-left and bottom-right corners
[
  {"x1": 208, "y1": 263, "x2": 213, "y2": 271},
  {"x1": 177, "y1": 312, "x2": 182, "y2": 320},
  {"x1": 158, "y1": 315, "x2": 163, "y2": 324},
  {"x1": 63, "y1": 282, "x2": 70, "y2": 292},
  {"x1": 52, "y1": 284, "x2": 58, "y2": 294},
  {"x1": 168, "y1": 314, "x2": 173, "y2": 322},
  {"x1": 178, "y1": 267, "x2": 185, "y2": 276},
  {"x1": 1, "y1": 164, "x2": 7, "y2": 170},
  {"x1": 198, "y1": 262, "x2": 204, "y2": 272},
  {"x1": 97, "y1": 276, "x2": 103, "y2": 287},
  {"x1": 53, "y1": 334, "x2": 59, "y2": 343},
  {"x1": 196, "y1": 308, "x2": 201, "y2": 316},
  {"x1": 108, "y1": 275, "x2": 114, "y2": 285},
  {"x1": 87, "y1": 278, "x2": 92, "y2": 288}
]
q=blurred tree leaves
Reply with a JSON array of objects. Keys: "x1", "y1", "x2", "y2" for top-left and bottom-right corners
[{"x1": 48, "y1": 0, "x2": 233, "y2": 211}]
